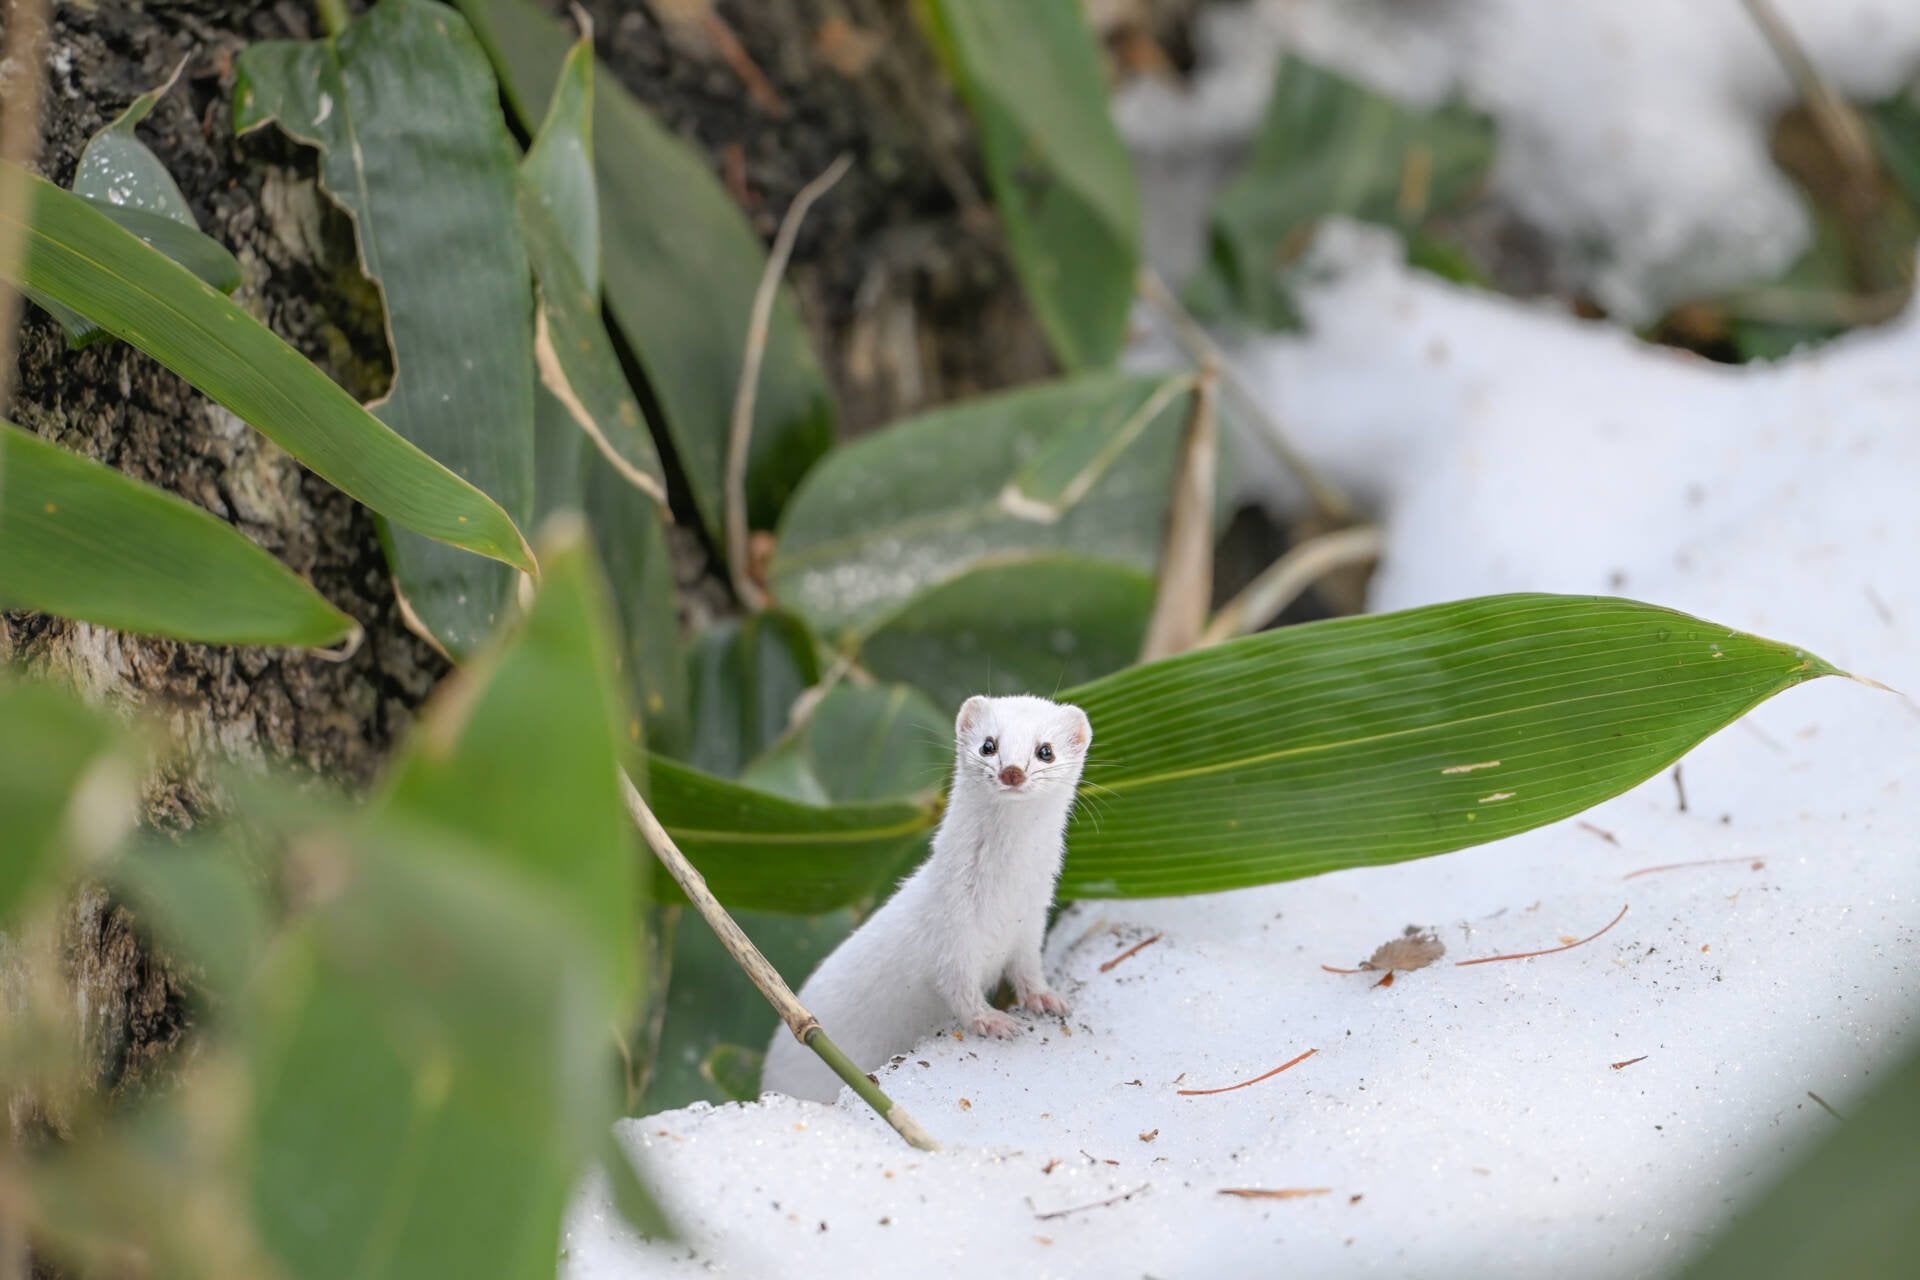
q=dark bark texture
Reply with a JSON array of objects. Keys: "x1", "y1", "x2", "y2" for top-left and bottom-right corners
[{"x1": 3, "y1": 0, "x2": 1049, "y2": 1129}]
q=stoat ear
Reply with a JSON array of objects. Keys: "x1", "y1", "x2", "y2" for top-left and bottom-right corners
[
  {"x1": 957, "y1": 695, "x2": 990, "y2": 737},
  {"x1": 1068, "y1": 706, "x2": 1092, "y2": 750}
]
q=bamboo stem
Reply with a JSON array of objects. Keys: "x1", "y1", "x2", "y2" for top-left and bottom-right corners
[
  {"x1": 1138, "y1": 362, "x2": 1218, "y2": 662},
  {"x1": 315, "y1": 0, "x2": 351, "y2": 37},
  {"x1": 1200, "y1": 525, "x2": 1384, "y2": 647},
  {"x1": 725, "y1": 153, "x2": 852, "y2": 608},
  {"x1": 1136, "y1": 267, "x2": 1355, "y2": 524},
  {"x1": 1739, "y1": 0, "x2": 1879, "y2": 195},
  {"x1": 618, "y1": 769, "x2": 939, "y2": 1151}
]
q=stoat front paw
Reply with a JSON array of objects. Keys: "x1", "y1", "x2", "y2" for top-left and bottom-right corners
[
  {"x1": 970, "y1": 1010, "x2": 1020, "y2": 1039},
  {"x1": 1020, "y1": 987, "x2": 1070, "y2": 1017}
]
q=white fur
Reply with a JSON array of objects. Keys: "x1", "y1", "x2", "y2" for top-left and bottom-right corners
[{"x1": 761, "y1": 694, "x2": 1091, "y2": 1103}]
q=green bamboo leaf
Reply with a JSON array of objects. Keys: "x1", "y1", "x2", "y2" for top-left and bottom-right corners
[
  {"x1": 1869, "y1": 78, "x2": 1920, "y2": 209},
  {"x1": 452, "y1": 0, "x2": 836, "y2": 553},
  {"x1": 860, "y1": 555, "x2": 1153, "y2": 711},
  {"x1": 686, "y1": 610, "x2": 821, "y2": 778},
  {"x1": 648, "y1": 755, "x2": 934, "y2": 913},
  {"x1": 49, "y1": 59, "x2": 241, "y2": 346},
  {"x1": 0, "y1": 421, "x2": 354, "y2": 646},
  {"x1": 1189, "y1": 55, "x2": 1494, "y2": 327},
  {"x1": 111, "y1": 835, "x2": 270, "y2": 1003},
  {"x1": 1057, "y1": 594, "x2": 1840, "y2": 898},
  {"x1": 770, "y1": 372, "x2": 1193, "y2": 640},
  {"x1": 519, "y1": 37, "x2": 666, "y2": 505},
  {"x1": 381, "y1": 521, "x2": 641, "y2": 1006},
  {"x1": 235, "y1": 0, "x2": 535, "y2": 656},
  {"x1": 0, "y1": 167, "x2": 532, "y2": 572},
  {"x1": 248, "y1": 817, "x2": 634, "y2": 1280},
  {"x1": 587, "y1": 455, "x2": 687, "y2": 759},
  {"x1": 917, "y1": 0, "x2": 1140, "y2": 369},
  {"x1": 0, "y1": 679, "x2": 133, "y2": 927},
  {"x1": 530, "y1": 333, "x2": 686, "y2": 761}
]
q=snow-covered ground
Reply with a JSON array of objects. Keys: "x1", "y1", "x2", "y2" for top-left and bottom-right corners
[{"x1": 563, "y1": 4, "x2": 1920, "y2": 1275}]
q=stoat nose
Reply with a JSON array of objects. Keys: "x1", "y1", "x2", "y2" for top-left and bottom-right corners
[{"x1": 998, "y1": 765, "x2": 1026, "y2": 788}]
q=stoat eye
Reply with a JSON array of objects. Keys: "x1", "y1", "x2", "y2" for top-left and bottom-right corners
[
  {"x1": 1036, "y1": 743, "x2": 1054, "y2": 763},
  {"x1": 979, "y1": 736, "x2": 997, "y2": 757}
]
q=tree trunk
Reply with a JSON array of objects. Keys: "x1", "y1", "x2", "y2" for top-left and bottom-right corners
[{"x1": 2, "y1": 0, "x2": 1049, "y2": 1131}]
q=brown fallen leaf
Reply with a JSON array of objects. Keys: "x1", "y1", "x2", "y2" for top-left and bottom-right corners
[{"x1": 1360, "y1": 925, "x2": 1446, "y2": 972}]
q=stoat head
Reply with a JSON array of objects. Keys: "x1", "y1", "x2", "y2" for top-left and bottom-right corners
[{"x1": 953, "y1": 694, "x2": 1092, "y2": 801}]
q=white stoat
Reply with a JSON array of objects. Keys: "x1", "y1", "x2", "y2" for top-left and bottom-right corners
[{"x1": 761, "y1": 693, "x2": 1092, "y2": 1103}]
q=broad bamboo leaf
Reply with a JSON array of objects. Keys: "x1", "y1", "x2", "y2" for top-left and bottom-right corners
[
  {"x1": 740, "y1": 681, "x2": 951, "y2": 805},
  {"x1": 0, "y1": 421, "x2": 354, "y2": 646},
  {"x1": 0, "y1": 679, "x2": 132, "y2": 927},
  {"x1": 248, "y1": 818, "x2": 632, "y2": 1280},
  {"x1": 519, "y1": 37, "x2": 666, "y2": 505},
  {"x1": 651, "y1": 595, "x2": 1836, "y2": 912},
  {"x1": 770, "y1": 372, "x2": 1193, "y2": 640},
  {"x1": 381, "y1": 522, "x2": 641, "y2": 1006},
  {"x1": 648, "y1": 755, "x2": 934, "y2": 912},
  {"x1": 50, "y1": 60, "x2": 241, "y2": 346},
  {"x1": 1870, "y1": 78, "x2": 1920, "y2": 209},
  {"x1": 859, "y1": 555, "x2": 1154, "y2": 711},
  {"x1": 531, "y1": 340, "x2": 687, "y2": 762},
  {"x1": 1057, "y1": 594, "x2": 1839, "y2": 898},
  {"x1": 452, "y1": 0, "x2": 836, "y2": 553},
  {"x1": 686, "y1": 610, "x2": 820, "y2": 778},
  {"x1": 235, "y1": 0, "x2": 535, "y2": 656},
  {"x1": 917, "y1": 0, "x2": 1139, "y2": 369},
  {"x1": 1189, "y1": 55, "x2": 1494, "y2": 327},
  {"x1": 587, "y1": 455, "x2": 687, "y2": 760},
  {"x1": 1679, "y1": 1038, "x2": 1920, "y2": 1278},
  {"x1": 0, "y1": 168, "x2": 532, "y2": 572}
]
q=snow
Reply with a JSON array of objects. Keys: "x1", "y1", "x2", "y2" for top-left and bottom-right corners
[
  {"x1": 1120, "y1": 0, "x2": 1920, "y2": 318},
  {"x1": 563, "y1": 4, "x2": 1920, "y2": 1274}
]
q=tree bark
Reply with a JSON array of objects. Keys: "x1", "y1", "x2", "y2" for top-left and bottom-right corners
[{"x1": 3, "y1": 0, "x2": 1050, "y2": 1127}]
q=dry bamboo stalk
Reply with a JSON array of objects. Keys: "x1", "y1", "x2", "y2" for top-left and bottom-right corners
[
  {"x1": 724, "y1": 152, "x2": 853, "y2": 609},
  {"x1": 1138, "y1": 362, "x2": 1219, "y2": 662}
]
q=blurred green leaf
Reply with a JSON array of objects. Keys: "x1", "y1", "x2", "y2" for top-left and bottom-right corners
[
  {"x1": 0, "y1": 166, "x2": 532, "y2": 572},
  {"x1": 648, "y1": 755, "x2": 933, "y2": 912},
  {"x1": 1680, "y1": 1040, "x2": 1920, "y2": 1278},
  {"x1": 235, "y1": 0, "x2": 534, "y2": 656},
  {"x1": 381, "y1": 522, "x2": 641, "y2": 1007},
  {"x1": 455, "y1": 0, "x2": 836, "y2": 554},
  {"x1": 0, "y1": 678, "x2": 130, "y2": 927},
  {"x1": 917, "y1": 0, "x2": 1139, "y2": 369},
  {"x1": 686, "y1": 610, "x2": 820, "y2": 779},
  {"x1": 770, "y1": 372, "x2": 1193, "y2": 640},
  {"x1": 247, "y1": 818, "x2": 628, "y2": 1280},
  {"x1": 112, "y1": 836, "x2": 270, "y2": 1003},
  {"x1": 1191, "y1": 55, "x2": 1494, "y2": 327},
  {"x1": 50, "y1": 60, "x2": 241, "y2": 346},
  {"x1": 1058, "y1": 594, "x2": 1839, "y2": 898},
  {"x1": 519, "y1": 36, "x2": 666, "y2": 506},
  {"x1": 860, "y1": 555, "x2": 1153, "y2": 711},
  {"x1": 0, "y1": 420, "x2": 355, "y2": 646},
  {"x1": 639, "y1": 905, "x2": 855, "y2": 1112}
]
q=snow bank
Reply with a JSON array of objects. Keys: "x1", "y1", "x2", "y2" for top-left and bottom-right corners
[
  {"x1": 564, "y1": 221, "x2": 1920, "y2": 1277},
  {"x1": 564, "y1": 2, "x2": 1920, "y2": 1268},
  {"x1": 1120, "y1": 0, "x2": 1920, "y2": 317}
]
